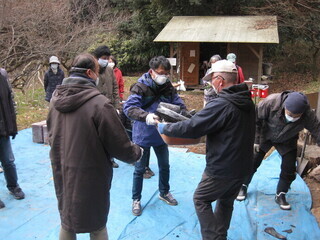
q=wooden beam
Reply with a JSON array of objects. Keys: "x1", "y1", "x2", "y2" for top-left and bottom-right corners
[{"x1": 246, "y1": 44, "x2": 260, "y2": 59}]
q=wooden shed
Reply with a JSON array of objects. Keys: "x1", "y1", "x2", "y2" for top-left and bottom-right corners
[{"x1": 154, "y1": 16, "x2": 279, "y2": 86}]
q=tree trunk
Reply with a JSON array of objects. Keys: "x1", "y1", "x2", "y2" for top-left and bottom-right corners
[{"x1": 312, "y1": 48, "x2": 319, "y2": 82}]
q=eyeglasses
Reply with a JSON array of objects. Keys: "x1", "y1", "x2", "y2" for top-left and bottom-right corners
[{"x1": 212, "y1": 75, "x2": 225, "y2": 81}]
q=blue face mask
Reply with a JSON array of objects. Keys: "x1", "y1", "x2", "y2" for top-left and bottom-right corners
[{"x1": 98, "y1": 58, "x2": 108, "y2": 68}]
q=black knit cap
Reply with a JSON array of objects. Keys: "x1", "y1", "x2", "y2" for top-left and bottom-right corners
[{"x1": 284, "y1": 92, "x2": 308, "y2": 114}]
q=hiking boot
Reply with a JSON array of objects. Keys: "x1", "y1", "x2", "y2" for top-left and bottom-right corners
[
  {"x1": 159, "y1": 192, "x2": 178, "y2": 206},
  {"x1": 236, "y1": 184, "x2": 248, "y2": 201},
  {"x1": 275, "y1": 192, "x2": 291, "y2": 210},
  {"x1": 145, "y1": 167, "x2": 155, "y2": 176},
  {"x1": 0, "y1": 167, "x2": 3, "y2": 173},
  {"x1": 132, "y1": 199, "x2": 142, "y2": 216},
  {"x1": 112, "y1": 160, "x2": 119, "y2": 168},
  {"x1": 9, "y1": 186, "x2": 25, "y2": 200},
  {"x1": 143, "y1": 172, "x2": 152, "y2": 179},
  {"x1": 0, "y1": 199, "x2": 5, "y2": 209}
]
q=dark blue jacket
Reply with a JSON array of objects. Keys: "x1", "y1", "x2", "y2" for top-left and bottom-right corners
[
  {"x1": 163, "y1": 83, "x2": 256, "y2": 179},
  {"x1": 124, "y1": 72, "x2": 186, "y2": 147},
  {"x1": 44, "y1": 67, "x2": 65, "y2": 102}
]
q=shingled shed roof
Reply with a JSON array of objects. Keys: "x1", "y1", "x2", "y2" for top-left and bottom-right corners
[{"x1": 154, "y1": 16, "x2": 279, "y2": 43}]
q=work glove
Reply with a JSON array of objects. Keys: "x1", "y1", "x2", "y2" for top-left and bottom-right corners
[
  {"x1": 253, "y1": 144, "x2": 260, "y2": 153},
  {"x1": 146, "y1": 113, "x2": 160, "y2": 125},
  {"x1": 157, "y1": 123, "x2": 167, "y2": 134}
]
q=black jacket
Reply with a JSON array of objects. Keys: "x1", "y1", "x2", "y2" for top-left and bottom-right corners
[
  {"x1": 0, "y1": 69, "x2": 17, "y2": 138},
  {"x1": 44, "y1": 67, "x2": 65, "y2": 102},
  {"x1": 255, "y1": 91, "x2": 320, "y2": 154},
  {"x1": 163, "y1": 83, "x2": 256, "y2": 179}
]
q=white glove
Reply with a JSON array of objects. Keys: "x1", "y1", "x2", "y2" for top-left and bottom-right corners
[
  {"x1": 146, "y1": 113, "x2": 160, "y2": 125},
  {"x1": 253, "y1": 144, "x2": 260, "y2": 153}
]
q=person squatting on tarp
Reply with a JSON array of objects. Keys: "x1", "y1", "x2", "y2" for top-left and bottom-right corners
[
  {"x1": 123, "y1": 56, "x2": 188, "y2": 217},
  {"x1": 236, "y1": 91, "x2": 320, "y2": 210},
  {"x1": 47, "y1": 53, "x2": 143, "y2": 240},
  {"x1": 158, "y1": 60, "x2": 256, "y2": 240}
]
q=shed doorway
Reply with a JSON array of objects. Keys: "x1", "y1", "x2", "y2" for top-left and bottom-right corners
[{"x1": 199, "y1": 43, "x2": 227, "y2": 80}]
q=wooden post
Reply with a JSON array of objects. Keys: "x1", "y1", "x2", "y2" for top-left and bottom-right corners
[
  {"x1": 257, "y1": 45, "x2": 263, "y2": 85},
  {"x1": 170, "y1": 42, "x2": 174, "y2": 78},
  {"x1": 317, "y1": 91, "x2": 320, "y2": 120}
]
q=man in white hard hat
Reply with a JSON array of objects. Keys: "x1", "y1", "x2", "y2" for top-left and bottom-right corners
[
  {"x1": 157, "y1": 60, "x2": 256, "y2": 240},
  {"x1": 44, "y1": 56, "x2": 65, "y2": 102}
]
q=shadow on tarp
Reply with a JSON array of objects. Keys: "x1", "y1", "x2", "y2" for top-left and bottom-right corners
[{"x1": 0, "y1": 128, "x2": 319, "y2": 240}]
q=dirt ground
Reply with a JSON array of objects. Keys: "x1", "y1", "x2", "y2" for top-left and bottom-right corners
[{"x1": 178, "y1": 91, "x2": 320, "y2": 226}]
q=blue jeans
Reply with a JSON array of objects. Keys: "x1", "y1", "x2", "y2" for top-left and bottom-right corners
[
  {"x1": 132, "y1": 144, "x2": 170, "y2": 200},
  {"x1": 0, "y1": 136, "x2": 18, "y2": 190}
]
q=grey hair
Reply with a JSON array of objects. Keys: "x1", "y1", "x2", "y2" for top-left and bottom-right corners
[{"x1": 210, "y1": 54, "x2": 222, "y2": 62}]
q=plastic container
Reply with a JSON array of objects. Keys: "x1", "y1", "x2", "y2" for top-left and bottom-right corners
[{"x1": 251, "y1": 84, "x2": 269, "y2": 99}]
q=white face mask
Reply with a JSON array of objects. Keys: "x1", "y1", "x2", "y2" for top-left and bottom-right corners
[
  {"x1": 98, "y1": 58, "x2": 108, "y2": 68},
  {"x1": 285, "y1": 113, "x2": 300, "y2": 123},
  {"x1": 108, "y1": 62, "x2": 115, "y2": 69},
  {"x1": 152, "y1": 71, "x2": 168, "y2": 85},
  {"x1": 51, "y1": 64, "x2": 58, "y2": 70}
]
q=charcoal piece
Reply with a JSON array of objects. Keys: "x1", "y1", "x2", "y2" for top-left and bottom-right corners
[
  {"x1": 264, "y1": 227, "x2": 287, "y2": 240},
  {"x1": 158, "y1": 102, "x2": 181, "y2": 113},
  {"x1": 156, "y1": 107, "x2": 189, "y2": 123}
]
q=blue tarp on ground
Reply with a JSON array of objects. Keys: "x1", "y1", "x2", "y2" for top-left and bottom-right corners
[{"x1": 0, "y1": 128, "x2": 319, "y2": 240}]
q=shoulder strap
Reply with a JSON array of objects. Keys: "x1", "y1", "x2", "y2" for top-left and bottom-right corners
[{"x1": 130, "y1": 82, "x2": 161, "y2": 110}]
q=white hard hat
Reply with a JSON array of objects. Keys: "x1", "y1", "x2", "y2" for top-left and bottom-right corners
[
  {"x1": 49, "y1": 56, "x2": 60, "y2": 64},
  {"x1": 202, "y1": 60, "x2": 237, "y2": 81}
]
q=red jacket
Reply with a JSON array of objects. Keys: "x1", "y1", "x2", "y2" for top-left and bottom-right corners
[
  {"x1": 237, "y1": 65, "x2": 245, "y2": 84},
  {"x1": 114, "y1": 67, "x2": 124, "y2": 100}
]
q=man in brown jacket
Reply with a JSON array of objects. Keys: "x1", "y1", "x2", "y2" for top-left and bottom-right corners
[
  {"x1": 92, "y1": 45, "x2": 121, "y2": 168},
  {"x1": 47, "y1": 53, "x2": 142, "y2": 240}
]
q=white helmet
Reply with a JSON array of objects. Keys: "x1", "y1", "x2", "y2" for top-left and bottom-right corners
[{"x1": 49, "y1": 56, "x2": 60, "y2": 64}]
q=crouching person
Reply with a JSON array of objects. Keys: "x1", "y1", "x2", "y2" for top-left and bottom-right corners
[{"x1": 47, "y1": 53, "x2": 142, "y2": 240}]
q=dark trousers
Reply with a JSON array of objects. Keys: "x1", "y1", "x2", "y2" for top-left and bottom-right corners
[
  {"x1": 0, "y1": 136, "x2": 18, "y2": 190},
  {"x1": 193, "y1": 172, "x2": 243, "y2": 240},
  {"x1": 243, "y1": 145, "x2": 297, "y2": 193},
  {"x1": 132, "y1": 144, "x2": 169, "y2": 200}
]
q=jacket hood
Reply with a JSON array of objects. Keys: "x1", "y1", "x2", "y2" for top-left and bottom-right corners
[
  {"x1": 51, "y1": 76, "x2": 101, "y2": 113},
  {"x1": 219, "y1": 83, "x2": 253, "y2": 111},
  {"x1": 138, "y1": 72, "x2": 155, "y2": 88}
]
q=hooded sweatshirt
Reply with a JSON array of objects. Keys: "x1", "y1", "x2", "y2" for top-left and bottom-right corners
[
  {"x1": 47, "y1": 75, "x2": 141, "y2": 233},
  {"x1": 163, "y1": 83, "x2": 256, "y2": 178}
]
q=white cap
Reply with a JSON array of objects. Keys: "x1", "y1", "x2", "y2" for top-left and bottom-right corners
[
  {"x1": 49, "y1": 56, "x2": 60, "y2": 64},
  {"x1": 202, "y1": 60, "x2": 237, "y2": 81},
  {"x1": 226, "y1": 53, "x2": 236, "y2": 63}
]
